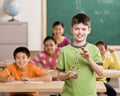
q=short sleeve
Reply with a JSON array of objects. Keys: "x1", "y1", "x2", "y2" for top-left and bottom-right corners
[
  {"x1": 31, "y1": 64, "x2": 47, "y2": 76},
  {"x1": 56, "y1": 49, "x2": 64, "y2": 71}
]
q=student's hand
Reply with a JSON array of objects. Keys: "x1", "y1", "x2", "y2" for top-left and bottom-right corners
[
  {"x1": 108, "y1": 48, "x2": 114, "y2": 53},
  {"x1": 81, "y1": 47, "x2": 90, "y2": 60},
  {"x1": 68, "y1": 71, "x2": 78, "y2": 79},
  {"x1": 21, "y1": 76, "x2": 30, "y2": 81},
  {"x1": 7, "y1": 76, "x2": 15, "y2": 82}
]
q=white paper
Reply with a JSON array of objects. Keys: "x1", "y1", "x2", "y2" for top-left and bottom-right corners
[{"x1": 5, "y1": 81, "x2": 44, "y2": 84}]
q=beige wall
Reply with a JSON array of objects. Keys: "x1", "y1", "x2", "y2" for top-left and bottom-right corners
[{"x1": 0, "y1": 0, "x2": 43, "y2": 50}]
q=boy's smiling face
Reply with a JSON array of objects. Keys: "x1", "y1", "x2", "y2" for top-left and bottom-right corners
[
  {"x1": 71, "y1": 23, "x2": 91, "y2": 43},
  {"x1": 15, "y1": 52, "x2": 30, "y2": 70}
]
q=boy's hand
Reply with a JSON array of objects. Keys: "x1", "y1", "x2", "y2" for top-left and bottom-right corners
[
  {"x1": 108, "y1": 48, "x2": 114, "y2": 53},
  {"x1": 21, "y1": 76, "x2": 30, "y2": 81},
  {"x1": 81, "y1": 47, "x2": 90, "y2": 60},
  {"x1": 68, "y1": 71, "x2": 78, "y2": 79},
  {"x1": 7, "y1": 76, "x2": 14, "y2": 82}
]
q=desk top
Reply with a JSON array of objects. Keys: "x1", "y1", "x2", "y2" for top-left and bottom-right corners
[
  {"x1": 0, "y1": 63, "x2": 7, "y2": 68},
  {"x1": 45, "y1": 69, "x2": 57, "y2": 78},
  {"x1": 0, "y1": 81, "x2": 105, "y2": 93},
  {"x1": 97, "y1": 69, "x2": 120, "y2": 78},
  {"x1": 0, "y1": 81, "x2": 64, "y2": 92},
  {"x1": 47, "y1": 69, "x2": 120, "y2": 79},
  {"x1": 104, "y1": 69, "x2": 120, "y2": 78}
]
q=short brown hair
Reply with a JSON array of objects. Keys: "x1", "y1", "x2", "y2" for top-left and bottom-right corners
[{"x1": 71, "y1": 13, "x2": 91, "y2": 28}]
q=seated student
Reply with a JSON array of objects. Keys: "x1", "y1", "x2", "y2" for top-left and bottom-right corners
[
  {"x1": 30, "y1": 36, "x2": 60, "y2": 70},
  {"x1": 96, "y1": 41, "x2": 120, "y2": 96},
  {"x1": 0, "y1": 46, "x2": 52, "y2": 96},
  {"x1": 52, "y1": 21, "x2": 71, "y2": 48}
]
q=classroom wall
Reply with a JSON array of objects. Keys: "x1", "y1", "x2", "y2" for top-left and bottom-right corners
[
  {"x1": 47, "y1": 0, "x2": 120, "y2": 45},
  {"x1": 0, "y1": 0, "x2": 42, "y2": 50},
  {"x1": 0, "y1": 0, "x2": 120, "y2": 51}
]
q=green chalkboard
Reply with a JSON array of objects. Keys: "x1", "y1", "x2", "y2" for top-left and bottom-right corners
[{"x1": 47, "y1": 0, "x2": 120, "y2": 45}]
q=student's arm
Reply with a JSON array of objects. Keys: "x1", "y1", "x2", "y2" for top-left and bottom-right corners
[
  {"x1": 0, "y1": 75, "x2": 15, "y2": 82},
  {"x1": 0, "y1": 68, "x2": 15, "y2": 82},
  {"x1": 81, "y1": 48, "x2": 104, "y2": 76},
  {"x1": 109, "y1": 49, "x2": 120, "y2": 69},
  {"x1": 86, "y1": 58, "x2": 104, "y2": 76},
  {"x1": 21, "y1": 74, "x2": 52, "y2": 82},
  {"x1": 21, "y1": 65, "x2": 52, "y2": 82},
  {"x1": 57, "y1": 71, "x2": 78, "y2": 81}
]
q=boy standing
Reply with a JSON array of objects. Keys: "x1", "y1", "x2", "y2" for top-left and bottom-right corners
[
  {"x1": 0, "y1": 46, "x2": 52, "y2": 96},
  {"x1": 56, "y1": 13, "x2": 103, "y2": 96}
]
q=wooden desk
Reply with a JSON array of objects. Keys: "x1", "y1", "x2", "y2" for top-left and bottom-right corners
[
  {"x1": 96, "y1": 69, "x2": 120, "y2": 78},
  {"x1": 103, "y1": 69, "x2": 120, "y2": 78},
  {"x1": 97, "y1": 69, "x2": 120, "y2": 93},
  {"x1": 0, "y1": 63, "x2": 7, "y2": 70},
  {"x1": 45, "y1": 69, "x2": 57, "y2": 78},
  {"x1": 0, "y1": 81, "x2": 105, "y2": 93},
  {"x1": 96, "y1": 81, "x2": 106, "y2": 92},
  {"x1": 0, "y1": 67, "x2": 106, "y2": 93},
  {"x1": 0, "y1": 59, "x2": 14, "y2": 70},
  {"x1": 0, "y1": 81, "x2": 63, "y2": 93}
]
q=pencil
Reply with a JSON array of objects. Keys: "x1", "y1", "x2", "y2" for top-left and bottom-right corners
[{"x1": 6, "y1": 69, "x2": 11, "y2": 77}]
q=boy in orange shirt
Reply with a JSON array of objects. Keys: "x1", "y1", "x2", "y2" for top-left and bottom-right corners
[{"x1": 0, "y1": 46, "x2": 52, "y2": 96}]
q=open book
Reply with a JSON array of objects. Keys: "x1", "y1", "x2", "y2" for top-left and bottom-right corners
[{"x1": 5, "y1": 81, "x2": 44, "y2": 84}]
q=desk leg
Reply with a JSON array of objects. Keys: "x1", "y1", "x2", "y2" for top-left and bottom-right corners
[
  {"x1": 118, "y1": 78, "x2": 120, "y2": 92},
  {"x1": 0, "y1": 92, "x2": 6, "y2": 96},
  {"x1": 97, "y1": 92, "x2": 107, "y2": 96},
  {"x1": 99, "y1": 93, "x2": 107, "y2": 96}
]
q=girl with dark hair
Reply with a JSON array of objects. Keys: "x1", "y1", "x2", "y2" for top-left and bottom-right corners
[
  {"x1": 52, "y1": 21, "x2": 71, "y2": 48},
  {"x1": 30, "y1": 36, "x2": 60, "y2": 69}
]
